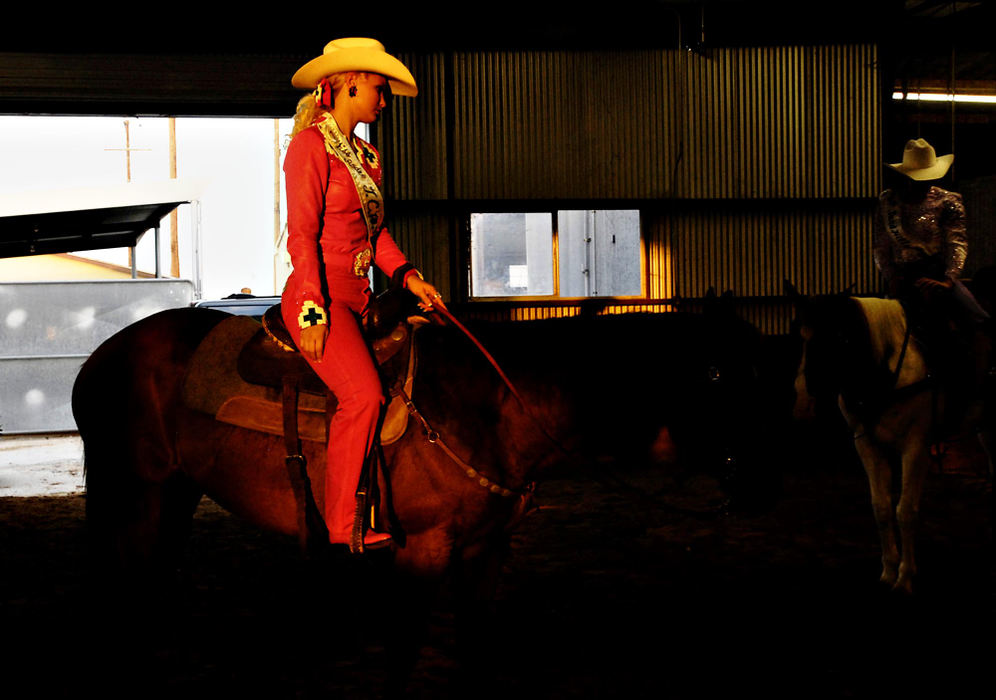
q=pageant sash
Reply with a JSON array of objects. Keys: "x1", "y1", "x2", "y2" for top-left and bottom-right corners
[{"x1": 316, "y1": 114, "x2": 385, "y2": 242}]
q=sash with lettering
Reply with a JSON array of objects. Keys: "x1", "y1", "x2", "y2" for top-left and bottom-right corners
[{"x1": 316, "y1": 113, "x2": 384, "y2": 275}]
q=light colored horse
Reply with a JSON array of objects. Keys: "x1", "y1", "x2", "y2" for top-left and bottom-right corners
[{"x1": 791, "y1": 291, "x2": 990, "y2": 594}]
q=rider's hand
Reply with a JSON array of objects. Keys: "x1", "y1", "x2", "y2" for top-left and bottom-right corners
[
  {"x1": 299, "y1": 323, "x2": 328, "y2": 362},
  {"x1": 914, "y1": 277, "x2": 953, "y2": 299},
  {"x1": 406, "y1": 275, "x2": 448, "y2": 313}
]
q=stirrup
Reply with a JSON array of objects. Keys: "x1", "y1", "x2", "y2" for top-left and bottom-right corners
[{"x1": 349, "y1": 530, "x2": 392, "y2": 554}]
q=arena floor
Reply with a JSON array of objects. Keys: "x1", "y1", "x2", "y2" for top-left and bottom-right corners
[{"x1": 0, "y1": 430, "x2": 991, "y2": 698}]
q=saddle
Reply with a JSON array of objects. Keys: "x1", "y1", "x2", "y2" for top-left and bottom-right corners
[{"x1": 182, "y1": 294, "x2": 422, "y2": 446}]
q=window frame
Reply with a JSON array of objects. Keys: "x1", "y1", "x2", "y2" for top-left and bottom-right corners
[{"x1": 465, "y1": 207, "x2": 648, "y2": 303}]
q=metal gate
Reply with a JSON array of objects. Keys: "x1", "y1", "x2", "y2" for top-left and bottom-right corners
[{"x1": 0, "y1": 279, "x2": 194, "y2": 434}]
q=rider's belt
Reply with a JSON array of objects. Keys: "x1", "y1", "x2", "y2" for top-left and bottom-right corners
[{"x1": 353, "y1": 246, "x2": 373, "y2": 278}]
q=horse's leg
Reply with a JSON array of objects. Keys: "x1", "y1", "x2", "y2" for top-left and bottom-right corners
[
  {"x1": 81, "y1": 432, "x2": 160, "y2": 575},
  {"x1": 853, "y1": 434, "x2": 900, "y2": 586},
  {"x1": 894, "y1": 431, "x2": 930, "y2": 594},
  {"x1": 451, "y1": 532, "x2": 511, "y2": 695},
  {"x1": 85, "y1": 461, "x2": 201, "y2": 582},
  {"x1": 82, "y1": 409, "x2": 190, "y2": 579},
  {"x1": 975, "y1": 391, "x2": 995, "y2": 478},
  {"x1": 383, "y1": 529, "x2": 455, "y2": 697},
  {"x1": 978, "y1": 426, "x2": 995, "y2": 479},
  {"x1": 156, "y1": 472, "x2": 204, "y2": 572}
]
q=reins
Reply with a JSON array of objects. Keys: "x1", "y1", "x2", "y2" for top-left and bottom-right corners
[
  {"x1": 395, "y1": 303, "x2": 542, "y2": 499},
  {"x1": 432, "y1": 304, "x2": 530, "y2": 409},
  {"x1": 410, "y1": 304, "x2": 729, "y2": 518},
  {"x1": 397, "y1": 386, "x2": 523, "y2": 498}
]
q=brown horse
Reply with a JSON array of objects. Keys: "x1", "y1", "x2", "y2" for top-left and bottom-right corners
[
  {"x1": 72, "y1": 298, "x2": 765, "y2": 685},
  {"x1": 790, "y1": 286, "x2": 992, "y2": 594}
]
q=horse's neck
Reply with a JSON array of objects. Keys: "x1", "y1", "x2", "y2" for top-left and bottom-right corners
[{"x1": 851, "y1": 297, "x2": 924, "y2": 387}]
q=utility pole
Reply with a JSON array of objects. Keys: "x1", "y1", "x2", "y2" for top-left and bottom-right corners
[{"x1": 105, "y1": 119, "x2": 151, "y2": 276}]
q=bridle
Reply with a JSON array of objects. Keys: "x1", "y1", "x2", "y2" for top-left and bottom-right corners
[
  {"x1": 395, "y1": 304, "x2": 539, "y2": 499},
  {"x1": 402, "y1": 305, "x2": 731, "y2": 518}
]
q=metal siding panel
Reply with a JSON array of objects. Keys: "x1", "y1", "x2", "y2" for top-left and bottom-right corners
[
  {"x1": 380, "y1": 52, "x2": 449, "y2": 201},
  {"x1": 667, "y1": 204, "x2": 878, "y2": 301},
  {"x1": 379, "y1": 46, "x2": 881, "y2": 334},
  {"x1": 381, "y1": 211, "x2": 452, "y2": 301},
  {"x1": 384, "y1": 45, "x2": 878, "y2": 202},
  {"x1": 446, "y1": 50, "x2": 675, "y2": 200}
]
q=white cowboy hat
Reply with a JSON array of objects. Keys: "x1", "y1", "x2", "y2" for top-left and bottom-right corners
[
  {"x1": 291, "y1": 37, "x2": 418, "y2": 97},
  {"x1": 886, "y1": 138, "x2": 954, "y2": 180}
]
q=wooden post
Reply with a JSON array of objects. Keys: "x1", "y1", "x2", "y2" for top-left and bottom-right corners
[
  {"x1": 274, "y1": 119, "x2": 281, "y2": 294},
  {"x1": 170, "y1": 118, "x2": 180, "y2": 277},
  {"x1": 125, "y1": 120, "x2": 134, "y2": 275}
]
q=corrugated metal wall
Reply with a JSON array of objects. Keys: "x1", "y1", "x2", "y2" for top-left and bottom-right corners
[
  {"x1": 378, "y1": 44, "x2": 881, "y2": 333},
  {"x1": 380, "y1": 53, "x2": 450, "y2": 201},
  {"x1": 674, "y1": 45, "x2": 879, "y2": 199},
  {"x1": 446, "y1": 50, "x2": 675, "y2": 200},
  {"x1": 665, "y1": 206, "x2": 876, "y2": 298}
]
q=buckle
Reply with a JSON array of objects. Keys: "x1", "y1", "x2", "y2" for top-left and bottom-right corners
[{"x1": 354, "y1": 247, "x2": 373, "y2": 277}]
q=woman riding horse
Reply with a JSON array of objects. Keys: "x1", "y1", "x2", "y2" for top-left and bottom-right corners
[
  {"x1": 282, "y1": 38, "x2": 446, "y2": 552},
  {"x1": 873, "y1": 138, "x2": 988, "y2": 408}
]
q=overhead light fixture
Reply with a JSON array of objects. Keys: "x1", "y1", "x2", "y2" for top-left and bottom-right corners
[{"x1": 892, "y1": 91, "x2": 996, "y2": 104}]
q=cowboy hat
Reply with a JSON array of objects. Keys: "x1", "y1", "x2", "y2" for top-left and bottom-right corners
[
  {"x1": 886, "y1": 138, "x2": 953, "y2": 180},
  {"x1": 292, "y1": 37, "x2": 417, "y2": 97}
]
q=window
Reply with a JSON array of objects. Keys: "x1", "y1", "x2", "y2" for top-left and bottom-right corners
[{"x1": 469, "y1": 210, "x2": 643, "y2": 299}]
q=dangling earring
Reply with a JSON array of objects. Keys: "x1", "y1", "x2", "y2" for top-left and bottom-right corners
[
  {"x1": 348, "y1": 85, "x2": 357, "y2": 98},
  {"x1": 315, "y1": 77, "x2": 333, "y2": 110}
]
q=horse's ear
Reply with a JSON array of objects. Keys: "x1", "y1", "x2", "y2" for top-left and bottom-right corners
[
  {"x1": 784, "y1": 280, "x2": 810, "y2": 320},
  {"x1": 702, "y1": 287, "x2": 718, "y2": 315},
  {"x1": 704, "y1": 287, "x2": 738, "y2": 318}
]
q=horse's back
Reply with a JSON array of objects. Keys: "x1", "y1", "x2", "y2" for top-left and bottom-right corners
[
  {"x1": 73, "y1": 306, "x2": 231, "y2": 439},
  {"x1": 82, "y1": 306, "x2": 230, "y2": 365}
]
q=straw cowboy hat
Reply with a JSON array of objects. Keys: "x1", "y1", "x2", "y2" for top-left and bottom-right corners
[
  {"x1": 886, "y1": 138, "x2": 954, "y2": 180},
  {"x1": 292, "y1": 37, "x2": 418, "y2": 97}
]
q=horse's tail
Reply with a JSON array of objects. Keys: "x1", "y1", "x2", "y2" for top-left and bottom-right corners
[{"x1": 73, "y1": 342, "x2": 151, "y2": 574}]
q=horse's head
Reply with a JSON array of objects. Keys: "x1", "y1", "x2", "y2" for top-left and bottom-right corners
[{"x1": 785, "y1": 282, "x2": 856, "y2": 421}]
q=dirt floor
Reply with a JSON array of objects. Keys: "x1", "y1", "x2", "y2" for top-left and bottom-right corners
[{"x1": 0, "y1": 431, "x2": 991, "y2": 699}]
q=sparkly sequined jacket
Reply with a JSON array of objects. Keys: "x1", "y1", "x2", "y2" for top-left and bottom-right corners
[
  {"x1": 873, "y1": 186, "x2": 968, "y2": 285},
  {"x1": 281, "y1": 125, "x2": 413, "y2": 317}
]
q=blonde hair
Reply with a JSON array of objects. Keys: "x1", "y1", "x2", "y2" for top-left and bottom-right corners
[{"x1": 290, "y1": 72, "x2": 356, "y2": 136}]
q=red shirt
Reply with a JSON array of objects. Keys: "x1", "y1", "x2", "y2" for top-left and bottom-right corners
[{"x1": 282, "y1": 125, "x2": 410, "y2": 315}]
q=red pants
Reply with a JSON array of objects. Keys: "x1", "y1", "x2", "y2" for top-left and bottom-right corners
[{"x1": 282, "y1": 301, "x2": 385, "y2": 544}]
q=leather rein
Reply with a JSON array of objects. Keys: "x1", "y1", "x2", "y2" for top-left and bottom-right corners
[
  {"x1": 406, "y1": 306, "x2": 728, "y2": 518},
  {"x1": 397, "y1": 304, "x2": 536, "y2": 499}
]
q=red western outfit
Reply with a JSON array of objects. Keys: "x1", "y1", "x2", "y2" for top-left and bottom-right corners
[{"x1": 281, "y1": 122, "x2": 413, "y2": 545}]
